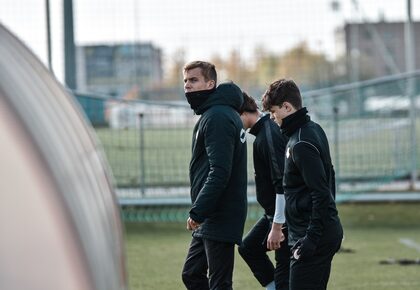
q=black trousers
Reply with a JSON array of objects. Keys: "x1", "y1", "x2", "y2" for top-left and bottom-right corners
[
  {"x1": 238, "y1": 215, "x2": 290, "y2": 290},
  {"x1": 182, "y1": 236, "x2": 235, "y2": 290},
  {"x1": 290, "y1": 238, "x2": 341, "y2": 290}
]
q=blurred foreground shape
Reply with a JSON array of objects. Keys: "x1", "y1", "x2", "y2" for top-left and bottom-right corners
[{"x1": 0, "y1": 24, "x2": 127, "y2": 290}]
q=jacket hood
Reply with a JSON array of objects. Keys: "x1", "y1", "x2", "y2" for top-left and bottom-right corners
[{"x1": 195, "y1": 81, "x2": 243, "y2": 114}]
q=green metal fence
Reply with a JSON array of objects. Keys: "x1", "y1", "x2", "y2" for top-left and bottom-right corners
[
  {"x1": 304, "y1": 71, "x2": 420, "y2": 194},
  {"x1": 74, "y1": 72, "x2": 420, "y2": 221}
]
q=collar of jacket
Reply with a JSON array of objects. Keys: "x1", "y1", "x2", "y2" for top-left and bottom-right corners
[
  {"x1": 185, "y1": 87, "x2": 216, "y2": 113},
  {"x1": 280, "y1": 107, "x2": 310, "y2": 137},
  {"x1": 249, "y1": 114, "x2": 270, "y2": 136}
]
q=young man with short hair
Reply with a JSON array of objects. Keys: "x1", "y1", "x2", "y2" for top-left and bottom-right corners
[
  {"x1": 263, "y1": 79, "x2": 343, "y2": 290},
  {"x1": 238, "y1": 92, "x2": 290, "y2": 290},
  {"x1": 181, "y1": 61, "x2": 248, "y2": 290}
]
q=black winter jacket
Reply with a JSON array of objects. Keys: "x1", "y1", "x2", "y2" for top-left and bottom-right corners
[
  {"x1": 281, "y1": 108, "x2": 342, "y2": 246},
  {"x1": 249, "y1": 114, "x2": 288, "y2": 216},
  {"x1": 189, "y1": 82, "x2": 248, "y2": 245}
]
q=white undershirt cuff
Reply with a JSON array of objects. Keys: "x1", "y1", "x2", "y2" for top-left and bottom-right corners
[{"x1": 273, "y1": 193, "x2": 286, "y2": 224}]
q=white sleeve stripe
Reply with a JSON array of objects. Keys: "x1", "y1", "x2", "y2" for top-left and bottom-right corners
[
  {"x1": 296, "y1": 128, "x2": 320, "y2": 154},
  {"x1": 295, "y1": 141, "x2": 320, "y2": 154},
  {"x1": 291, "y1": 141, "x2": 320, "y2": 163}
]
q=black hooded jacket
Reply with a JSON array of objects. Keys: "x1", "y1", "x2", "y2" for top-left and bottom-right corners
[
  {"x1": 249, "y1": 114, "x2": 288, "y2": 216},
  {"x1": 281, "y1": 108, "x2": 343, "y2": 246},
  {"x1": 188, "y1": 82, "x2": 248, "y2": 245}
]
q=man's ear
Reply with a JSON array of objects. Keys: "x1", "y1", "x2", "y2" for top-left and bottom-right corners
[
  {"x1": 284, "y1": 101, "x2": 295, "y2": 113},
  {"x1": 207, "y1": 80, "x2": 215, "y2": 90}
]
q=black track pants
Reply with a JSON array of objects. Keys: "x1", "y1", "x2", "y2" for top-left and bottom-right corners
[
  {"x1": 182, "y1": 237, "x2": 235, "y2": 290},
  {"x1": 238, "y1": 216, "x2": 290, "y2": 290},
  {"x1": 290, "y1": 238, "x2": 341, "y2": 290}
]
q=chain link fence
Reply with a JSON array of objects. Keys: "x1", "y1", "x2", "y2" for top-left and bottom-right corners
[{"x1": 74, "y1": 71, "x2": 420, "y2": 221}]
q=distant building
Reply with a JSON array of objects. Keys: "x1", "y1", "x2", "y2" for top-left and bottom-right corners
[
  {"x1": 76, "y1": 43, "x2": 163, "y2": 97},
  {"x1": 338, "y1": 21, "x2": 420, "y2": 80}
]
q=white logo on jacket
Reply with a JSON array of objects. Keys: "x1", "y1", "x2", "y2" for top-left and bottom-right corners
[{"x1": 240, "y1": 129, "x2": 246, "y2": 143}]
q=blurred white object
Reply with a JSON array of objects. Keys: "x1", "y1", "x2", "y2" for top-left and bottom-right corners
[{"x1": 0, "y1": 24, "x2": 127, "y2": 290}]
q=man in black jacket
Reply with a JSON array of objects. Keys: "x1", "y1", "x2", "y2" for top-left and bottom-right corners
[
  {"x1": 181, "y1": 61, "x2": 248, "y2": 290},
  {"x1": 263, "y1": 79, "x2": 343, "y2": 290},
  {"x1": 237, "y1": 92, "x2": 290, "y2": 290}
]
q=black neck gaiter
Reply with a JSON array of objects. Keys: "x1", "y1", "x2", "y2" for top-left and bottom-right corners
[
  {"x1": 185, "y1": 88, "x2": 216, "y2": 112},
  {"x1": 281, "y1": 107, "x2": 310, "y2": 137}
]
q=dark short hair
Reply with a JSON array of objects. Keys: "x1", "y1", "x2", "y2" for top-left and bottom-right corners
[
  {"x1": 262, "y1": 79, "x2": 302, "y2": 111},
  {"x1": 238, "y1": 91, "x2": 258, "y2": 114},
  {"x1": 183, "y1": 61, "x2": 217, "y2": 84}
]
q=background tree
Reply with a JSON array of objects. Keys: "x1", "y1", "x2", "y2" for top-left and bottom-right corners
[
  {"x1": 276, "y1": 42, "x2": 334, "y2": 90},
  {"x1": 165, "y1": 48, "x2": 186, "y2": 87}
]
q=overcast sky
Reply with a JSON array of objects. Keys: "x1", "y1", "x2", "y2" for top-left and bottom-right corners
[{"x1": 1, "y1": 0, "x2": 418, "y2": 82}]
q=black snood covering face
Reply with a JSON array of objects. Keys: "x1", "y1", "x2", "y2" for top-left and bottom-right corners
[{"x1": 185, "y1": 88, "x2": 216, "y2": 111}]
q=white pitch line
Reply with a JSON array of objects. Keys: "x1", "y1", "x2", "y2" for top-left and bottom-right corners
[{"x1": 399, "y1": 238, "x2": 420, "y2": 253}]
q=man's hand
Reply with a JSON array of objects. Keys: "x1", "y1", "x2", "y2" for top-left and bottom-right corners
[
  {"x1": 267, "y1": 222, "x2": 285, "y2": 251},
  {"x1": 186, "y1": 217, "x2": 200, "y2": 231}
]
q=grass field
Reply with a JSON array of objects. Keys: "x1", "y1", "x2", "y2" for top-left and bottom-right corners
[{"x1": 124, "y1": 203, "x2": 420, "y2": 290}]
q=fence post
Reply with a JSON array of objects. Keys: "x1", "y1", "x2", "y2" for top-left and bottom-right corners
[
  {"x1": 138, "y1": 113, "x2": 146, "y2": 196},
  {"x1": 333, "y1": 106, "x2": 340, "y2": 193},
  {"x1": 405, "y1": 0, "x2": 417, "y2": 190},
  {"x1": 407, "y1": 78, "x2": 417, "y2": 190}
]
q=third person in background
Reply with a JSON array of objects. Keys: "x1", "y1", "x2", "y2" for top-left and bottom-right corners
[
  {"x1": 263, "y1": 79, "x2": 343, "y2": 290},
  {"x1": 238, "y1": 92, "x2": 290, "y2": 290}
]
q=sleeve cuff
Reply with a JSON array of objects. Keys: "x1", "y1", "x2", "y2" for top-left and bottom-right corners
[{"x1": 189, "y1": 211, "x2": 205, "y2": 223}]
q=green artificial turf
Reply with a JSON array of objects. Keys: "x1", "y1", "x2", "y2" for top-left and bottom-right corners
[{"x1": 124, "y1": 203, "x2": 420, "y2": 290}]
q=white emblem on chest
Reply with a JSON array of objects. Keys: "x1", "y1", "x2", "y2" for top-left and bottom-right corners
[{"x1": 240, "y1": 128, "x2": 246, "y2": 143}]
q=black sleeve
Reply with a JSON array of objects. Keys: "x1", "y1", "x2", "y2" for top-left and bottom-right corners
[
  {"x1": 189, "y1": 114, "x2": 236, "y2": 223},
  {"x1": 261, "y1": 122, "x2": 285, "y2": 194},
  {"x1": 292, "y1": 142, "x2": 331, "y2": 244}
]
